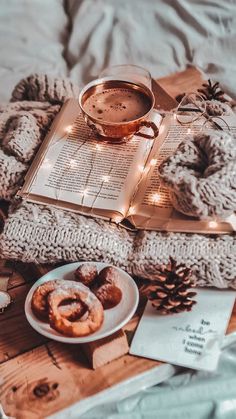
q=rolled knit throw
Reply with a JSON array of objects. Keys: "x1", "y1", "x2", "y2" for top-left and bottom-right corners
[
  {"x1": 159, "y1": 130, "x2": 236, "y2": 219},
  {"x1": 0, "y1": 74, "x2": 236, "y2": 290}
]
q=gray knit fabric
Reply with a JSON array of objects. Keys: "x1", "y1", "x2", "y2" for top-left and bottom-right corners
[
  {"x1": 0, "y1": 74, "x2": 236, "y2": 290},
  {"x1": 3, "y1": 113, "x2": 40, "y2": 162},
  {"x1": 205, "y1": 100, "x2": 232, "y2": 116},
  {"x1": 11, "y1": 74, "x2": 81, "y2": 104},
  {"x1": 159, "y1": 131, "x2": 236, "y2": 219}
]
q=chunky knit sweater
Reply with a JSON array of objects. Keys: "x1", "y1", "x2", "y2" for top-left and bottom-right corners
[
  {"x1": 0, "y1": 74, "x2": 236, "y2": 289},
  {"x1": 159, "y1": 130, "x2": 236, "y2": 219}
]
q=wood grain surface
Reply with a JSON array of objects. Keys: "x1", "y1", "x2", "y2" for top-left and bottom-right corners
[{"x1": 0, "y1": 67, "x2": 235, "y2": 419}]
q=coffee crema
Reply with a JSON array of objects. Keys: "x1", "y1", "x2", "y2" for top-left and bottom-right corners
[{"x1": 83, "y1": 87, "x2": 152, "y2": 123}]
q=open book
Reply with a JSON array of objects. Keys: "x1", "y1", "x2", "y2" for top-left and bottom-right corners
[{"x1": 19, "y1": 98, "x2": 236, "y2": 234}]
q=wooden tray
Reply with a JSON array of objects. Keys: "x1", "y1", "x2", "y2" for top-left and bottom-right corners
[{"x1": 1, "y1": 67, "x2": 235, "y2": 419}]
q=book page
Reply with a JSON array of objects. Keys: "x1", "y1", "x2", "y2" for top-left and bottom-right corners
[
  {"x1": 127, "y1": 113, "x2": 236, "y2": 233},
  {"x1": 22, "y1": 99, "x2": 161, "y2": 219}
]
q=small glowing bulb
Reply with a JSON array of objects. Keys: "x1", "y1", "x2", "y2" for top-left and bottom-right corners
[
  {"x1": 43, "y1": 158, "x2": 52, "y2": 168},
  {"x1": 208, "y1": 220, "x2": 218, "y2": 229},
  {"x1": 70, "y1": 159, "x2": 77, "y2": 168},
  {"x1": 113, "y1": 216, "x2": 123, "y2": 224},
  {"x1": 173, "y1": 113, "x2": 177, "y2": 120},
  {"x1": 82, "y1": 189, "x2": 88, "y2": 196},
  {"x1": 128, "y1": 206, "x2": 135, "y2": 215},
  {"x1": 138, "y1": 165, "x2": 145, "y2": 173},
  {"x1": 187, "y1": 128, "x2": 191, "y2": 134},
  {"x1": 152, "y1": 192, "x2": 161, "y2": 204},
  {"x1": 102, "y1": 175, "x2": 110, "y2": 183},
  {"x1": 65, "y1": 125, "x2": 73, "y2": 134},
  {"x1": 150, "y1": 159, "x2": 157, "y2": 166},
  {"x1": 158, "y1": 124, "x2": 165, "y2": 135},
  {"x1": 96, "y1": 144, "x2": 102, "y2": 151}
]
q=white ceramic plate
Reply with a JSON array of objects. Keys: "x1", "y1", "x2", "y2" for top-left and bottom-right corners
[{"x1": 25, "y1": 262, "x2": 139, "y2": 344}]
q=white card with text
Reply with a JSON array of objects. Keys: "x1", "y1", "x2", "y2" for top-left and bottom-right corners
[{"x1": 130, "y1": 289, "x2": 235, "y2": 372}]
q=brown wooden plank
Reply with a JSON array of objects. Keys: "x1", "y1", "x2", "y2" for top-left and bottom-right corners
[
  {"x1": 0, "y1": 263, "x2": 59, "y2": 362},
  {"x1": 0, "y1": 276, "x2": 47, "y2": 364},
  {"x1": 8, "y1": 261, "x2": 54, "y2": 285},
  {"x1": 0, "y1": 339, "x2": 160, "y2": 419},
  {"x1": 0, "y1": 316, "x2": 47, "y2": 363},
  {"x1": 0, "y1": 283, "x2": 47, "y2": 363},
  {"x1": 1, "y1": 297, "x2": 235, "y2": 418},
  {"x1": 82, "y1": 329, "x2": 129, "y2": 369},
  {"x1": 0, "y1": 260, "x2": 44, "y2": 289}
]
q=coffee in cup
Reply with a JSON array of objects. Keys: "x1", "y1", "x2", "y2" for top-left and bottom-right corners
[
  {"x1": 83, "y1": 87, "x2": 152, "y2": 123},
  {"x1": 79, "y1": 79, "x2": 159, "y2": 141}
]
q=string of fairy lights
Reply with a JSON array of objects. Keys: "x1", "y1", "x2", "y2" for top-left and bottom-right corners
[{"x1": 26, "y1": 115, "x2": 221, "y2": 231}]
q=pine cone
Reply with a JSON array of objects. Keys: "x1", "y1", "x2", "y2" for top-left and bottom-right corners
[
  {"x1": 197, "y1": 79, "x2": 226, "y2": 102},
  {"x1": 141, "y1": 257, "x2": 197, "y2": 315}
]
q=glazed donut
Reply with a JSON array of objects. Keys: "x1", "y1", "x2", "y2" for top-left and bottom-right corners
[
  {"x1": 48, "y1": 284, "x2": 104, "y2": 337},
  {"x1": 158, "y1": 131, "x2": 236, "y2": 219},
  {"x1": 95, "y1": 283, "x2": 122, "y2": 309},
  {"x1": 31, "y1": 279, "x2": 88, "y2": 321}
]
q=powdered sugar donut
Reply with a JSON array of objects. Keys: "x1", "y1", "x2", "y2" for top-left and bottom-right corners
[
  {"x1": 48, "y1": 283, "x2": 104, "y2": 337},
  {"x1": 31, "y1": 279, "x2": 89, "y2": 321}
]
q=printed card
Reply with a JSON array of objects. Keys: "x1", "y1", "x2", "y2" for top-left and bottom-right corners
[{"x1": 130, "y1": 289, "x2": 235, "y2": 371}]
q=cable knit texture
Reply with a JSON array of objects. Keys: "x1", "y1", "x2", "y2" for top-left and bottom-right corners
[
  {"x1": 0, "y1": 74, "x2": 236, "y2": 290},
  {"x1": 159, "y1": 131, "x2": 236, "y2": 219}
]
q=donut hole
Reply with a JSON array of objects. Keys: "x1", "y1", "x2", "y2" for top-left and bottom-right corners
[
  {"x1": 58, "y1": 298, "x2": 88, "y2": 321},
  {"x1": 95, "y1": 284, "x2": 122, "y2": 309},
  {"x1": 48, "y1": 287, "x2": 104, "y2": 336}
]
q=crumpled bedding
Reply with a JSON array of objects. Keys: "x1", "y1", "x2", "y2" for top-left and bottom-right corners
[{"x1": 0, "y1": 0, "x2": 236, "y2": 103}]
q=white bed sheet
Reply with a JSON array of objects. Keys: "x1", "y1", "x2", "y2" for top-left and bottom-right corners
[
  {"x1": 0, "y1": 0, "x2": 236, "y2": 103},
  {"x1": 66, "y1": 0, "x2": 236, "y2": 98},
  {"x1": 0, "y1": 0, "x2": 68, "y2": 103}
]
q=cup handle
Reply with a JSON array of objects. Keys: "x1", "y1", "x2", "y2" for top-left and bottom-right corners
[{"x1": 136, "y1": 121, "x2": 159, "y2": 139}]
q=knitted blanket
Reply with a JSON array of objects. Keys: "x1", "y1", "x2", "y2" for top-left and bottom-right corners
[{"x1": 0, "y1": 74, "x2": 236, "y2": 289}]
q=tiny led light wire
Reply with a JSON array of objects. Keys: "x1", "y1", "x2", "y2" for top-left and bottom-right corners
[
  {"x1": 127, "y1": 145, "x2": 158, "y2": 225},
  {"x1": 151, "y1": 192, "x2": 161, "y2": 204},
  {"x1": 208, "y1": 220, "x2": 218, "y2": 229},
  {"x1": 27, "y1": 120, "x2": 158, "y2": 225},
  {"x1": 25, "y1": 124, "x2": 76, "y2": 202}
]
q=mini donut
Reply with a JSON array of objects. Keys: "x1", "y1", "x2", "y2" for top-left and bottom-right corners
[
  {"x1": 96, "y1": 266, "x2": 121, "y2": 287},
  {"x1": 95, "y1": 283, "x2": 122, "y2": 309},
  {"x1": 74, "y1": 264, "x2": 98, "y2": 286},
  {"x1": 48, "y1": 284, "x2": 104, "y2": 337},
  {"x1": 31, "y1": 279, "x2": 89, "y2": 321}
]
